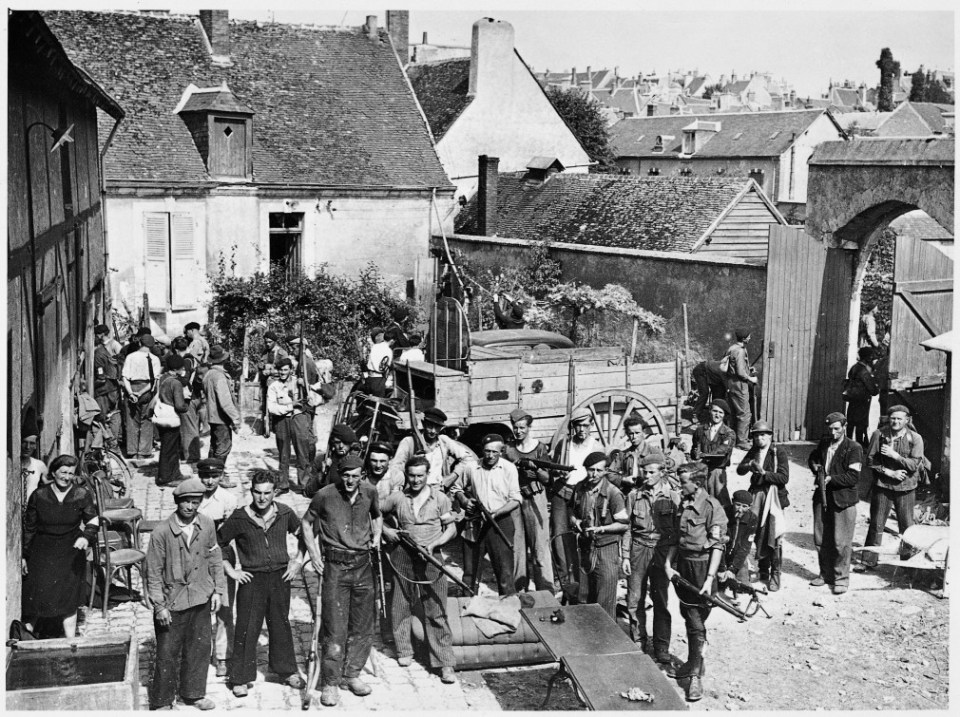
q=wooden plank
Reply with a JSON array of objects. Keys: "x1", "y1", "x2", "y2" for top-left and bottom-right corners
[{"x1": 467, "y1": 357, "x2": 521, "y2": 379}]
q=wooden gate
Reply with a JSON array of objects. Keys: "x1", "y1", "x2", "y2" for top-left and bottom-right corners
[
  {"x1": 888, "y1": 234, "x2": 952, "y2": 473},
  {"x1": 760, "y1": 226, "x2": 854, "y2": 442}
]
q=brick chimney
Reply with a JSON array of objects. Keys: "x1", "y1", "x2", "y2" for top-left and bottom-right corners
[
  {"x1": 386, "y1": 10, "x2": 409, "y2": 59},
  {"x1": 199, "y1": 10, "x2": 230, "y2": 63},
  {"x1": 477, "y1": 155, "x2": 499, "y2": 237},
  {"x1": 469, "y1": 18, "x2": 515, "y2": 98}
]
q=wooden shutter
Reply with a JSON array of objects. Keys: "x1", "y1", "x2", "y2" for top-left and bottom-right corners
[
  {"x1": 170, "y1": 212, "x2": 200, "y2": 308},
  {"x1": 144, "y1": 213, "x2": 170, "y2": 307},
  {"x1": 210, "y1": 118, "x2": 247, "y2": 177}
]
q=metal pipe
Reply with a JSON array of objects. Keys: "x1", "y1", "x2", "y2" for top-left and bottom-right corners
[{"x1": 98, "y1": 114, "x2": 122, "y2": 320}]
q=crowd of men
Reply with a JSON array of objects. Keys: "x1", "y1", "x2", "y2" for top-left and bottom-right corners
[{"x1": 72, "y1": 319, "x2": 931, "y2": 708}]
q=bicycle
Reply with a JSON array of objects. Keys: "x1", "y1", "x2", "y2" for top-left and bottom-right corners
[{"x1": 79, "y1": 412, "x2": 132, "y2": 502}]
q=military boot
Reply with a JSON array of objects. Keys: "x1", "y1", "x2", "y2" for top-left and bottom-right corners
[
  {"x1": 674, "y1": 633, "x2": 702, "y2": 682},
  {"x1": 686, "y1": 675, "x2": 704, "y2": 702},
  {"x1": 768, "y1": 546, "x2": 782, "y2": 593}
]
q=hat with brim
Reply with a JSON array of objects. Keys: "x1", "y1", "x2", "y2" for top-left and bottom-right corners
[
  {"x1": 209, "y1": 345, "x2": 229, "y2": 364},
  {"x1": 422, "y1": 407, "x2": 447, "y2": 426},
  {"x1": 570, "y1": 407, "x2": 591, "y2": 425},
  {"x1": 197, "y1": 458, "x2": 225, "y2": 476},
  {"x1": 749, "y1": 420, "x2": 773, "y2": 435}
]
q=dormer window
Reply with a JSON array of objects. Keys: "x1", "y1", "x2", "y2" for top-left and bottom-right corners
[
  {"x1": 653, "y1": 134, "x2": 673, "y2": 154},
  {"x1": 175, "y1": 82, "x2": 254, "y2": 180},
  {"x1": 682, "y1": 131, "x2": 694, "y2": 155}
]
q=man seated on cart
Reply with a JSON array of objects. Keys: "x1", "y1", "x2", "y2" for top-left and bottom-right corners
[{"x1": 390, "y1": 407, "x2": 478, "y2": 491}]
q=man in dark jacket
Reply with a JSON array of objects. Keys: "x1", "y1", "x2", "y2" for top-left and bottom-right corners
[
  {"x1": 202, "y1": 346, "x2": 240, "y2": 467},
  {"x1": 690, "y1": 360, "x2": 727, "y2": 423},
  {"x1": 808, "y1": 412, "x2": 862, "y2": 595},
  {"x1": 690, "y1": 399, "x2": 736, "y2": 507},
  {"x1": 719, "y1": 490, "x2": 758, "y2": 588},
  {"x1": 736, "y1": 421, "x2": 789, "y2": 592},
  {"x1": 94, "y1": 324, "x2": 122, "y2": 446},
  {"x1": 844, "y1": 347, "x2": 879, "y2": 448}
]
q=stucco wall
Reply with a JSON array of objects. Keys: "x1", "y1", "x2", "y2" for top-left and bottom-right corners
[
  {"x1": 776, "y1": 114, "x2": 843, "y2": 204},
  {"x1": 438, "y1": 20, "x2": 591, "y2": 199},
  {"x1": 616, "y1": 156, "x2": 779, "y2": 199},
  {"x1": 107, "y1": 192, "x2": 454, "y2": 332},
  {"x1": 436, "y1": 233, "x2": 767, "y2": 359}
]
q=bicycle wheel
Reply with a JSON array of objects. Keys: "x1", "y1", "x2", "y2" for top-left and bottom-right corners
[{"x1": 101, "y1": 449, "x2": 133, "y2": 499}]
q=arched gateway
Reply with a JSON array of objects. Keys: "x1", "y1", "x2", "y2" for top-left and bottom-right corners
[{"x1": 760, "y1": 137, "x2": 953, "y2": 476}]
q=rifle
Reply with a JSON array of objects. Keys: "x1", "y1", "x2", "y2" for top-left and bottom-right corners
[
  {"x1": 816, "y1": 465, "x2": 828, "y2": 510},
  {"x1": 373, "y1": 544, "x2": 388, "y2": 621},
  {"x1": 671, "y1": 573, "x2": 750, "y2": 622},
  {"x1": 523, "y1": 457, "x2": 575, "y2": 473},
  {"x1": 720, "y1": 576, "x2": 772, "y2": 619},
  {"x1": 295, "y1": 315, "x2": 308, "y2": 409},
  {"x1": 404, "y1": 362, "x2": 427, "y2": 454},
  {"x1": 465, "y1": 476, "x2": 513, "y2": 551},
  {"x1": 396, "y1": 530, "x2": 475, "y2": 596},
  {"x1": 301, "y1": 562, "x2": 323, "y2": 709}
]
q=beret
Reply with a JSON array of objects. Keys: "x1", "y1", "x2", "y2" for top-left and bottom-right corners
[
  {"x1": 197, "y1": 458, "x2": 225, "y2": 475},
  {"x1": 887, "y1": 404, "x2": 911, "y2": 416},
  {"x1": 94, "y1": 324, "x2": 110, "y2": 335},
  {"x1": 422, "y1": 407, "x2": 447, "y2": 425},
  {"x1": 710, "y1": 399, "x2": 730, "y2": 415},
  {"x1": 583, "y1": 451, "x2": 607, "y2": 468},
  {"x1": 263, "y1": 330, "x2": 279, "y2": 342},
  {"x1": 735, "y1": 329, "x2": 751, "y2": 341},
  {"x1": 367, "y1": 441, "x2": 394, "y2": 457},
  {"x1": 509, "y1": 408, "x2": 533, "y2": 424},
  {"x1": 825, "y1": 411, "x2": 847, "y2": 425},
  {"x1": 858, "y1": 346, "x2": 877, "y2": 362},
  {"x1": 173, "y1": 477, "x2": 206, "y2": 498},
  {"x1": 275, "y1": 357, "x2": 293, "y2": 369},
  {"x1": 339, "y1": 455, "x2": 363, "y2": 472},
  {"x1": 330, "y1": 424, "x2": 358, "y2": 444},
  {"x1": 481, "y1": 433, "x2": 505, "y2": 447},
  {"x1": 732, "y1": 489, "x2": 753, "y2": 505},
  {"x1": 165, "y1": 354, "x2": 185, "y2": 370}
]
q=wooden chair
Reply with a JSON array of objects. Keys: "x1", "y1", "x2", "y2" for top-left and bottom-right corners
[
  {"x1": 86, "y1": 470, "x2": 143, "y2": 550},
  {"x1": 88, "y1": 474, "x2": 149, "y2": 618}
]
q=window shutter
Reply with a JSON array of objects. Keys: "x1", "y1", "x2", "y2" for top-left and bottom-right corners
[
  {"x1": 144, "y1": 213, "x2": 170, "y2": 307},
  {"x1": 170, "y1": 213, "x2": 200, "y2": 308}
]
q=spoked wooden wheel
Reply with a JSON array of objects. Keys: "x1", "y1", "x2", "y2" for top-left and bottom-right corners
[{"x1": 549, "y1": 388, "x2": 669, "y2": 460}]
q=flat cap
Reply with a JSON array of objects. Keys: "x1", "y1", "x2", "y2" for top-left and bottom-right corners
[
  {"x1": 173, "y1": 477, "x2": 206, "y2": 498},
  {"x1": 583, "y1": 451, "x2": 607, "y2": 468},
  {"x1": 184, "y1": 322, "x2": 200, "y2": 332},
  {"x1": 887, "y1": 404, "x2": 911, "y2": 416},
  {"x1": 570, "y1": 407, "x2": 591, "y2": 424},
  {"x1": 825, "y1": 411, "x2": 847, "y2": 425},
  {"x1": 197, "y1": 458, "x2": 225, "y2": 475},
  {"x1": 330, "y1": 424, "x2": 358, "y2": 444},
  {"x1": 367, "y1": 441, "x2": 393, "y2": 457},
  {"x1": 732, "y1": 489, "x2": 753, "y2": 505},
  {"x1": 422, "y1": 407, "x2": 447, "y2": 426},
  {"x1": 639, "y1": 453, "x2": 664, "y2": 467}
]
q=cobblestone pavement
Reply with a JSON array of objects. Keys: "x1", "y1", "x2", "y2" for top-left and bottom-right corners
[{"x1": 80, "y1": 404, "x2": 483, "y2": 711}]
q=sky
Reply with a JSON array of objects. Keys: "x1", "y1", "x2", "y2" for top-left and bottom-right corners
[{"x1": 3, "y1": 1, "x2": 955, "y2": 97}]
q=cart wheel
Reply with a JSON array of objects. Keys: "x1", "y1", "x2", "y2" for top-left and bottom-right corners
[
  {"x1": 550, "y1": 388, "x2": 669, "y2": 458},
  {"x1": 334, "y1": 382, "x2": 361, "y2": 426}
]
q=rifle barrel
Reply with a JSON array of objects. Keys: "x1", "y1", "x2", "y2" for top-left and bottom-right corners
[
  {"x1": 398, "y1": 533, "x2": 474, "y2": 595},
  {"x1": 671, "y1": 574, "x2": 748, "y2": 622},
  {"x1": 527, "y1": 458, "x2": 575, "y2": 473}
]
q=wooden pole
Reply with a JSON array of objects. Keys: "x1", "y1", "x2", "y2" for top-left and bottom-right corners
[
  {"x1": 629, "y1": 317, "x2": 639, "y2": 364},
  {"x1": 142, "y1": 292, "x2": 150, "y2": 328},
  {"x1": 239, "y1": 326, "x2": 249, "y2": 431},
  {"x1": 682, "y1": 303, "x2": 690, "y2": 362}
]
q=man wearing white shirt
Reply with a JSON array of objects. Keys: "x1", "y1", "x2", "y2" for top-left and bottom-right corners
[
  {"x1": 390, "y1": 407, "x2": 478, "y2": 490},
  {"x1": 121, "y1": 334, "x2": 162, "y2": 460},
  {"x1": 21, "y1": 432, "x2": 48, "y2": 504},
  {"x1": 366, "y1": 327, "x2": 393, "y2": 398},
  {"x1": 397, "y1": 334, "x2": 425, "y2": 364},
  {"x1": 266, "y1": 358, "x2": 312, "y2": 494},
  {"x1": 453, "y1": 435, "x2": 521, "y2": 596}
]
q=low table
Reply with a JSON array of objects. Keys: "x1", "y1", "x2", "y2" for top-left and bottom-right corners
[{"x1": 521, "y1": 604, "x2": 687, "y2": 711}]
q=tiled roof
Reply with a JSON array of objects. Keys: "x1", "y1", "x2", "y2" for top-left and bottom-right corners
[
  {"x1": 406, "y1": 58, "x2": 473, "y2": 141},
  {"x1": 908, "y1": 102, "x2": 949, "y2": 133},
  {"x1": 42, "y1": 11, "x2": 451, "y2": 188},
  {"x1": 455, "y1": 173, "x2": 754, "y2": 252},
  {"x1": 610, "y1": 109, "x2": 830, "y2": 158},
  {"x1": 686, "y1": 77, "x2": 707, "y2": 95},
  {"x1": 179, "y1": 86, "x2": 253, "y2": 114},
  {"x1": 831, "y1": 87, "x2": 862, "y2": 107},
  {"x1": 724, "y1": 80, "x2": 751, "y2": 95}
]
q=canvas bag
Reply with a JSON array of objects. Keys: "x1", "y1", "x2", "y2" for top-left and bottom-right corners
[{"x1": 151, "y1": 374, "x2": 181, "y2": 428}]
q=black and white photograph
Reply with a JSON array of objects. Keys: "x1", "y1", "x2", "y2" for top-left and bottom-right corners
[{"x1": 4, "y1": 1, "x2": 953, "y2": 710}]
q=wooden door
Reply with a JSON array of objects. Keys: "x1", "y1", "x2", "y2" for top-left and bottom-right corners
[
  {"x1": 760, "y1": 225, "x2": 853, "y2": 441},
  {"x1": 210, "y1": 118, "x2": 247, "y2": 177}
]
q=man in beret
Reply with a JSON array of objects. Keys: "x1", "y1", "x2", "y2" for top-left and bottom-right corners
[
  {"x1": 121, "y1": 332, "x2": 162, "y2": 461},
  {"x1": 184, "y1": 322, "x2": 210, "y2": 365},
  {"x1": 390, "y1": 407, "x2": 478, "y2": 491},
  {"x1": 203, "y1": 346, "x2": 241, "y2": 466},
  {"x1": 844, "y1": 346, "x2": 880, "y2": 449},
  {"x1": 504, "y1": 408, "x2": 555, "y2": 592},
  {"x1": 302, "y1": 456, "x2": 381, "y2": 706},
  {"x1": 197, "y1": 459, "x2": 239, "y2": 677},
  {"x1": 146, "y1": 478, "x2": 225, "y2": 710},
  {"x1": 736, "y1": 421, "x2": 789, "y2": 592},
  {"x1": 690, "y1": 399, "x2": 736, "y2": 507},
  {"x1": 258, "y1": 330, "x2": 288, "y2": 437},
  {"x1": 303, "y1": 423, "x2": 359, "y2": 498},
  {"x1": 719, "y1": 490, "x2": 758, "y2": 596},
  {"x1": 808, "y1": 412, "x2": 862, "y2": 595},
  {"x1": 549, "y1": 406, "x2": 599, "y2": 588},
  {"x1": 570, "y1": 452, "x2": 628, "y2": 618},
  {"x1": 621, "y1": 453, "x2": 679, "y2": 661},
  {"x1": 723, "y1": 330, "x2": 758, "y2": 450},
  {"x1": 267, "y1": 357, "x2": 313, "y2": 495},
  {"x1": 864, "y1": 405, "x2": 926, "y2": 550},
  {"x1": 219, "y1": 470, "x2": 305, "y2": 698},
  {"x1": 453, "y1": 434, "x2": 521, "y2": 596},
  {"x1": 93, "y1": 324, "x2": 122, "y2": 447}
]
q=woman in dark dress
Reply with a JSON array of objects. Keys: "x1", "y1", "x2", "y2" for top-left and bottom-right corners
[
  {"x1": 156, "y1": 354, "x2": 189, "y2": 486},
  {"x1": 21, "y1": 455, "x2": 99, "y2": 637}
]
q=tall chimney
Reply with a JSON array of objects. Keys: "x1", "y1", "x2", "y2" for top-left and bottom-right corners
[
  {"x1": 386, "y1": 10, "x2": 409, "y2": 59},
  {"x1": 422, "y1": 31, "x2": 428, "y2": 44},
  {"x1": 477, "y1": 155, "x2": 500, "y2": 237},
  {"x1": 365, "y1": 15, "x2": 378, "y2": 40},
  {"x1": 468, "y1": 18, "x2": 515, "y2": 98},
  {"x1": 199, "y1": 10, "x2": 230, "y2": 59}
]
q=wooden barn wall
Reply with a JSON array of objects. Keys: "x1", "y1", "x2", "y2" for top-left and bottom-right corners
[
  {"x1": 7, "y1": 59, "x2": 107, "y2": 622},
  {"x1": 699, "y1": 191, "x2": 777, "y2": 262}
]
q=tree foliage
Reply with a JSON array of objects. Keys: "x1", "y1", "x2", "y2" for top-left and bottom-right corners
[
  {"x1": 701, "y1": 82, "x2": 724, "y2": 100},
  {"x1": 908, "y1": 66, "x2": 954, "y2": 104},
  {"x1": 539, "y1": 282, "x2": 665, "y2": 345},
  {"x1": 209, "y1": 260, "x2": 414, "y2": 379},
  {"x1": 544, "y1": 86, "x2": 615, "y2": 172},
  {"x1": 876, "y1": 47, "x2": 901, "y2": 112}
]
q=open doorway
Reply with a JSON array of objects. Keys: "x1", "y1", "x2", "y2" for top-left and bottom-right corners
[{"x1": 269, "y1": 212, "x2": 303, "y2": 279}]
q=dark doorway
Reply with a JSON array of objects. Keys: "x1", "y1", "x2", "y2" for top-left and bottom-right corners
[{"x1": 269, "y1": 212, "x2": 303, "y2": 280}]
